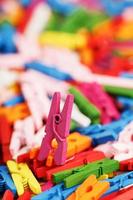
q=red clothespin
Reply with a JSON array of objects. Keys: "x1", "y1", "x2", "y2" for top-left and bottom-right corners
[
  {"x1": 0, "y1": 115, "x2": 12, "y2": 162},
  {"x1": 120, "y1": 157, "x2": 133, "y2": 171},
  {"x1": 17, "y1": 191, "x2": 31, "y2": 200},
  {"x1": 38, "y1": 92, "x2": 74, "y2": 165},
  {"x1": 101, "y1": 186, "x2": 133, "y2": 200},
  {"x1": 2, "y1": 190, "x2": 14, "y2": 200}
]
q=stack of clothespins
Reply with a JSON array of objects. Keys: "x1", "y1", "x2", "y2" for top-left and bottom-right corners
[{"x1": 0, "y1": 0, "x2": 133, "y2": 199}]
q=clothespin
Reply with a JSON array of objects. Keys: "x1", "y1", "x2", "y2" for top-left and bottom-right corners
[
  {"x1": 10, "y1": 117, "x2": 35, "y2": 157},
  {"x1": 110, "y1": 121, "x2": 133, "y2": 161},
  {"x1": 66, "y1": 175, "x2": 109, "y2": 200},
  {"x1": 60, "y1": 7, "x2": 108, "y2": 32},
  {"x1": 0, "y1": 115, "x2": 12, "y2": 162},
  {"x1": 104, "y1": 171, "x2": 133, "y2": 196},
  {"x1": 53, "y1": 158, "x2": 119, "y2": 188},
  {"x1": 24, "y1": 3, "x2": 51, "y2": 40},
  {"x1": 69, "y1": 87, "x2": 100, "y2": 124},
  {"x1": 76, "y1": 124, "x2": 118, "y2": 146},
  {"x1": 104, "y1": 85, "x2": 133, "y2": 98},
  {"x1": 120, "y1": 157, "x2": 133, "y2": 171},
  {"x1": 0, "y1": 166, "x2": 16, "y2": 194},
  {"x1": 25, "y1": 61, "x2": 73, "y2": 81},
  {"x1": 38, "y1": 92, "x2": 74, "y2": 165},
  {"x1": 0, "y1": 22, "x2": 16, "y2": 53},
  {"x1": 101, "y1": 186, "x2": 133, "y2": 200},
  {"x1": 3, "y1": 95, "x2": 25, "y2": 107},
  {"x1": 39, "y1": 32, "x2": 87, "y2": 50},
  {"x1": 7, "y1": 160, "x2": 41, "y2": 196},
  {"x1": 31, "y1": 183, "x2": 78, "y2": 200},
  {"x1": 77, "y1": 82, "x2": 120, "y2": 124},
  {"x1": 45, "y1": 150, "x2": 105, "y2": 180},
  {"x1": 2, "y1": 190, "x2": 14, "y2": 200}
]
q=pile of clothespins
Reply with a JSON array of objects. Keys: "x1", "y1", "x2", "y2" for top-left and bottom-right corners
[{"x1": 0, "y1": 0, "x2": 133, "y2": 199}]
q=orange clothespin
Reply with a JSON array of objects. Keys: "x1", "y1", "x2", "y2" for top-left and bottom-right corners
[
  {"x1": 0, "y1": 103, "x2": 30, "y2": 123},
  {"x1": 46, "y1": 132, "x2": 92, "y2": 167},
  {"x1": 66, "y1": 175, "x2": 110, "y2": 200}
]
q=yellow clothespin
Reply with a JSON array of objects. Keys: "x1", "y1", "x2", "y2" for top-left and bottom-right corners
[
  {"x1": 39, "y1": 31, "x2": 87, "y2": 49},
  {"x1": 66, "y1": 175, "x2": 110, "y2": 200},
  {"x1": 7, "y1": 160, "x2": 41, "y2": 196}
]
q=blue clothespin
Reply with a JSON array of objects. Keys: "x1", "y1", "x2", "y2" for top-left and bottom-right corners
[
  {"x1": 103, "y1": 171, "x2": 133, "y2": 196},
  {"x1": 0, "y1": 23, "x2": 17, "y2": 53},
  {"x1": 31, "y1": 183, "x2": 78, "y2": 200},
  {"x1": 101, "y1": 0, "x2": 133, "y2": 16},
  {"x1": 117, "y1": 96, "x2": 133, "y2": 109},
  {"x1": 3, "y1": 95, "x2": 25, "y2": 107},
  {"x1": 76, "y1": 124, "x2": 117, "y2": 146},
  {"x1": 76, "y1": 113, "x2": 133, "y2": 145},
  {"x1": 47, "y1": 0, "x2": 76, "y2": 15},
  {"x1": 25, "y1": 62, "x2": 73, "y2": 81},
  {"x1": 91, "y1": 130, "x2": 117, "y2": 146},
  {"x1": 0, "y1": 166, "x2": 16, "y2": 194}
]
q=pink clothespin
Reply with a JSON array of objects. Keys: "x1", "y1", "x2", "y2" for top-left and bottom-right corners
[
  {"x1": 78, "y1": 82, "x2": 120, "y2": 124},
  {"x1": 38, "y1": 92, "x2": 74, "y2": 165}
]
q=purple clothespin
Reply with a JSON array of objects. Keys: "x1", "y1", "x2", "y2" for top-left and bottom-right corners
[{"x1": 38, "y1": 92, "x2": 74, "y2": 165}]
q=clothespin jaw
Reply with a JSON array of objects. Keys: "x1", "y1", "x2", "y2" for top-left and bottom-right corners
[{"x1": 38, "y1": 92, "x2": 74, "y2": 165}]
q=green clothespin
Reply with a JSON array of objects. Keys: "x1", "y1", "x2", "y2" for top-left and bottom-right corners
[
  {"x1": 60, "y1": 8, "x2": 90, "y2": 33},
  {"x1": 60, "y1": 8, "x2": 108, "y2": 33},
  {"x1": 104, "y1": 85, "x2": 133, "y2": 98},
  {"x1": 69, "y1": 87, "x2": 100, "y2": 124},
  {"x1": 53, "y1": 158, "x2": 119, "y2": 188}
]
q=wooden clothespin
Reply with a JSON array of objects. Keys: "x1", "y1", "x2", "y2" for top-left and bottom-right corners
[
  {"x1": 2, "y1": 190, "x2": 14, "y2": 200},
  {"x1": 7, "y1": 160, "x2": 41, "y2": 196},
  {"x1": 38, "y1": 92, "x2": 74, "y2": 165},
  {"x1": 66, "y1": 175, "x2": 109, "y2": 200},
  {"x1": 0, "y1": 115, "x2": 12, "y2": 162}
]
